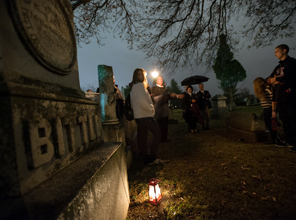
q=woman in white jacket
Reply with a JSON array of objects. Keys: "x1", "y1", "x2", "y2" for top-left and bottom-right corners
[{"x1": 130, "y1": 68, "x2": 161, "y2": 165}]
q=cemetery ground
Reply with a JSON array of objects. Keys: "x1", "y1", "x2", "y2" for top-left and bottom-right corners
[{"x1": 126, "y1": 108, "x2": 296, "y2": 220}]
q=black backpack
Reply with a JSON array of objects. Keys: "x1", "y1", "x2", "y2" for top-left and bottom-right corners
[{"x1": 124, "y1": 93, "x2": 134, "y2": 121}]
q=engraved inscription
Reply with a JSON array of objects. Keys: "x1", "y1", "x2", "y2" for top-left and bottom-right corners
[
  {"x1": 29, "y1": 119, "x2": 54, "y2": 168},
  {"x1": 26, "y1": 115, "x2": 102, "y2": 168},
  {"x1": 9, "y1": 0, "x2": 76, "y2": 74}
]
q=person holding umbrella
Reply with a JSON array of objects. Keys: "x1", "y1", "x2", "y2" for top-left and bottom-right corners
[{"x1": 181, "y1": 75, "x2": 210, "y2": 130}]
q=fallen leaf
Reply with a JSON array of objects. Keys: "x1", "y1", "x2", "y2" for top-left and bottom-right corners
[
  {"x1": 243, "y1": 191, "x2": 248, "y2": 194},
  {"x1": 272, "y1": 197, "x2": 277, "y2": 201}
]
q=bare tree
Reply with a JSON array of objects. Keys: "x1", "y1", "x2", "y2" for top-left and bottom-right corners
[
  {"x1": 70, "y1": 0, "x2": 296, "y2": 74},
  {"x1": 137, "y1": 0, "x2": 296, "y2": 74},
  {"x1": 70, "y1": 0, "x2": 141, "y2": 47},
  {"x1": 243, "y1": 0, "x2": 296, "y2": 48}
]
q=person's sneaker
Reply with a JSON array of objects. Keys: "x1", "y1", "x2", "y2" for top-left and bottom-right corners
[
  {"x1": 274, "y1": 139, "x2": 286, "y2": 147},
  {"x1": 289, "y1": 146, "x2": 296, "y2": 152},
  {"x1": 284, "y1": 142, "x2": 294, "y2": 148},
  {"x1": 148, "y1": 159, "x2": 164, "y2": 166}
]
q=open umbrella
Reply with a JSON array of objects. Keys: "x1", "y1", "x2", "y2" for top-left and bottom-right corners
[{"x1": 181, "y1": 75, "x2": 209, "y2": 86}]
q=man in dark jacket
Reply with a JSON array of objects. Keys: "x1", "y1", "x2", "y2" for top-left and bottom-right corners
[
  {"x1": 196, "y1": 83, "x2": 211, "y2": 130},
  {"x1": 267, "y1": 44, "x2": 296, "y2": 152},
  {"x1": 151, "y1": 76, "x2": 181, "y2": 142}
]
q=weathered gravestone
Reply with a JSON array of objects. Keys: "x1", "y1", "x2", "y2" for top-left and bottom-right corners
[
  {"x1": 228, "y1": 112, "x2": 270, "y2": 142},
  {"x1": 0, "y1": 0, "x2": 129, "y2": 219},
  {"x1": 211, "y1": 94, "x2": 229, "y2": 119}
]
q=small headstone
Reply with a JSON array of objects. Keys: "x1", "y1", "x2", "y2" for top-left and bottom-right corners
[
  {"x1": 98, "y1": 65, "x2": 120, "y2": 125},
  {"x1": 211, "y1": 94, "x2": 229, "y2": 119}
]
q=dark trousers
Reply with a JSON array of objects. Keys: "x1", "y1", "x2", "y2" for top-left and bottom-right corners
[
  {"x1": 157, "y1": 116, "x2": 168, "y2": 141},
  {"x1": 189, "y1": 117, "x2": 197, "y2": 130},
  {"x1": 201, "y1": 108, "x2": 210, "y2": 129},
  {"x1": 263, "y1": 107, "x2": 277, "y2": 140},
  {"x1": 184, "y1": 111, "x2": 197, "y2": 131},
  {"x1": 277, "y1": 102, "x2": 296, "y2": 145},
  {"x1": 135, "y1": 117, "x2": 161, "y2": 164}
]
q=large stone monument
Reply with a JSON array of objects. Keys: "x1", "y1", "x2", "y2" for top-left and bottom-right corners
[{"x1": 0, "y1": 1, "x2": 129, "y2": 219}]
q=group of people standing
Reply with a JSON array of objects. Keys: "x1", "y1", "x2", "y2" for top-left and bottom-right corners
[
  {"x1": 253, "y1": 44, "x2": 296, "y2": 152},
  {"x1": 182, "y1": 84, "x2": 211, "y2": 133},
  {"x1": 129, "y1": 68, "x2": 213, "y2": 165}
]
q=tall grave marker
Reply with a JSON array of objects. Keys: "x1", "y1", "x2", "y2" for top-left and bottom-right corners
[{"x1": 0, "y1": 0, "x2": 104, "y2": 198}]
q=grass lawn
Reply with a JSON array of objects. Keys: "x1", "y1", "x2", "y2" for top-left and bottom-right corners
[
  {"x1": 235, "y1": 105, "x2": 263, "y2": 116},
  {"x1": 126, "y1": 109, "x2": 296, "y2": 220}
]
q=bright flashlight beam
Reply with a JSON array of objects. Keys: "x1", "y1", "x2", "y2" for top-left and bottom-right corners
[{"x1": 152, "y1": 71, "x2": 159, "y2": 78}]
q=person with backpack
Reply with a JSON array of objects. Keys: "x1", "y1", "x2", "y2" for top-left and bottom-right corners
[{"x1": 129, "y1": 68, "x2": 162, "y2": 165}]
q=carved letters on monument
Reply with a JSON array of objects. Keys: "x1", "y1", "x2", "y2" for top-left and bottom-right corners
[
  {"x1": 27, "y1": 115, "x2": 102, "y2": 168},
  {"x1": 9, "y1": 0, "x2": 76, "y2": 74}
]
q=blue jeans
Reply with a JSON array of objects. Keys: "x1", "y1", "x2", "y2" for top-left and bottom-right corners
[{"x1": 135, "y1": 117, "x2": 161, "y2": 164}]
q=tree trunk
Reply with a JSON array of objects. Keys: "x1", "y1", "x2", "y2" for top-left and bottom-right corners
[{"x1": 228, "y1": 88, "x2": 236, "y2": 111}]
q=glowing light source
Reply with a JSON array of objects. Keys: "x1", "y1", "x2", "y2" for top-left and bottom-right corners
[
  {"x1": 148, "y1": 178, "x2": 162, "y2": 205},
  {"x1": 152, "y1": 71, "x2": 159, "y2": 78}
]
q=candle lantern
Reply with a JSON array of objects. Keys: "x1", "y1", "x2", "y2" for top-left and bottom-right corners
[{"x1": 148, "y1": 178, "x2": 162, "y2": 205}]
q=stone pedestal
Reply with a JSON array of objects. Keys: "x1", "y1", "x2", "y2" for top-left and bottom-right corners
[
  {"x1": 0, "y1": 142, "x2": 129, "y2": 220},
  {"x1": 98, "y1": 65, "x2": 119, "y2": 125}
]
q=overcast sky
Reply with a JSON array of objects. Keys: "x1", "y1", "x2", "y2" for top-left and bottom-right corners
[{"x1": 77, "y1": 32, "x2": 296, "y2": 96}]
